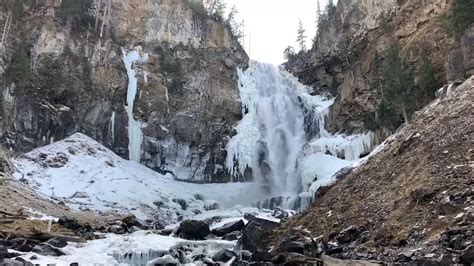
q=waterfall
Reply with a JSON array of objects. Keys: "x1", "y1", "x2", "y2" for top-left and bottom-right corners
[
  {"x1": 227, "y1": 62, "x2": 377, "y2": 210},
  {"x1": 122, "y1": 49, "x2": 148, "y2": 162},
  {"x1": 226, "y1": 63, "x2": 308, "y2": 198}
]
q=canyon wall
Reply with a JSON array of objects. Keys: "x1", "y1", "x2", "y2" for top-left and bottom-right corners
[
  {"x1": 0, "y1": 0, "x2": 248, "y2": 182},
  {"x1": 286, "y1": 0, "x2": 473, "y2": 137}
]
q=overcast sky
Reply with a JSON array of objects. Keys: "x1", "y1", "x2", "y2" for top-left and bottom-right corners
[{"x1": 225, "y1": 0, "x2": 331, "y2": 65}]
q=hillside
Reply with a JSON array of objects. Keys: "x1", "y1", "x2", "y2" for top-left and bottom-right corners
[{"x1": 271, "y1": 77, "x2": 473, "y2": 264}]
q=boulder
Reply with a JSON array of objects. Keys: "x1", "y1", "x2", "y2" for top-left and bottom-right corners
[
  {"x1": 223, "y1": 231, "x2": 241, "y2": 241},
  {"x1": 212, "y1": 220, "x2": 245, "y2": 237},
  {"x1": 177, "y1": 220, "x2": 210, "y2": 240},
  {"x1": 147, "y1": 255, "x2": 180, "y2": 265},
  {"x1": 0, "y1": 246, "x2": 8, "y2": 260},
  {"x1": 108, "y1": 224, "x2": 126, "y2": 234},
  {"x1": 0, "y1": 259, "x2": 24, "y2": 266},
  {"x1": 238, "y1": 216, "x2": 279, "y2": 253},
  {"x1": 460, "y1": 245, "x2": 474, "y2": 265},
  {"x1": 32, "y1": 243, "x2": 65, "y2": 256},
  {"x1": 172, "y1": 199, "x2": 188, "y2": 210},
  {"x1": 272, "y1": 208, "x2": 290, "y2": 219},
  {"x1": 122, "y1": 215, "x2": 149, "y2": 229},
  {"x1": 212, "y1": 249, "x2": 237, "y2": 263},
  {"x1": 333, "y1": 226, "x2": 363, "y2": 244},
  {"x1": 46, "y1": 237, "x2": 68, "y2": 248}
]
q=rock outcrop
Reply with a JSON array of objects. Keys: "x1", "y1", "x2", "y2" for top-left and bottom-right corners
[
  {"x1": 285, "y1": 0, "x2": 473, "y2": 136},
  {"x1": 0, "y1": 0, "x2": 248, "y2": 182}
]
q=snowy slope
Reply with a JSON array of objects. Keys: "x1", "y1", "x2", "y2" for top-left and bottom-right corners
[{"x1": 12, "y1": 133, "x2": 262, "y2": 221}]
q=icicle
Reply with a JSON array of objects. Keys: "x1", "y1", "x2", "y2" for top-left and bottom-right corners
[{"x1": 122, "y1": 48, "x2": 148, "y2": 162}]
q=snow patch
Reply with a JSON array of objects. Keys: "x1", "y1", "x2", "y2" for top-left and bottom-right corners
[{"x1": 12, "y1": 133, "x2": 260, "y2": 222}]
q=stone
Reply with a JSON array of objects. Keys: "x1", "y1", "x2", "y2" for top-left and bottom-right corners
[
  {"x1": 223, "y1": 231, "x2": 241, "y2": 241},
  {"x1": 238, "y1": 217, "x2": 279, "y2": 253},
  {"x1": 0, "y1": 246, "x2": 8, "y2": 260},
  {"x1": 172, "y1": 198, "x2": 188, "y2": 210},
  {"x1": 334, "y1": 226, "x2": 362, "y2": 244},
  {"x1": 108, "y1": 225, "x2": 126, "y2": 234},
  {"x1": 46, "y1": 237, "x2": 68, "y2": 248},
  {"x1": 240, "y1": 250, "x2": 252, "y2": 261},
  {"x1": 122, "y1": 215, "x2": 148, "y2": 229},
  {"x1": 177, "y1": 220, "x2": 210, "y2": 240},
  {"x1": 460, "y1": 245, "x2": 474, "y2": 264},
  {"x1": 204, "y1": 201, "x2": 220, "y2": 211},
  {"x1": 272, "y1": 207, "x2": 290, "y2": 219},
  {"x1": 212, "y1": 249, "x2": 237, "y2": 263},
  {"x1": 32, "y1": 243, "x2": 65, "y2": 257},
  {"x1": 148, "y1": 255, "x2": 180, "y2": 265},
  {"x1": 251, "y1": 251, "x2": 273, "y2": 262},
  {"x1": 212, "y1": 220, "x2": 245, "y2": 237},
  {"x1": 0, "y1": 259, "x2": 23, "y2": 266}
]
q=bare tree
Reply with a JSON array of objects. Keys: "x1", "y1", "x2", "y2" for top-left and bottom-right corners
[
  {"x1": 0, "y1": 12, "x2": 12, "y2": 54},
  {"x1": 94, "y1": 0, "x2": 102, "y2": 31}
]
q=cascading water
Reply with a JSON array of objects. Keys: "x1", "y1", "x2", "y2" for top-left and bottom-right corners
[
  {"x1": 122, "y1": 48, "x2": 148, "y2": 162},
  {"x1": 227, "y1": 62, "x2": 376, "y2": 210},
  {"x1": 227, "y1": 63, "x2": 308, "y2": 199}
]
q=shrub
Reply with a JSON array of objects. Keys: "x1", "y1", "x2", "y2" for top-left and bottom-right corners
[
  {"x1": 59, "y1": 0, "x2": 94, "y2": 30},
  {"x1": 5, "y1": 44, "x2": 30, "y2": 86},
  {"x1": 418, "y1": 49, "x2": 438, "y2": 99},
  {"x1": 378, "y1": 12, "x2": 394, "y2": 34},
  {"x1": 441, "y1": 0, "x2": 474, "y2": 39}
]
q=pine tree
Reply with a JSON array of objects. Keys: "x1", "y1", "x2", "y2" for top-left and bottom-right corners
[
  {"x1": 283, "y1": 46, "x2": 296, "y2": 61},
  {"x1": 418, "y1": 49, "x2": 438, "y2": 99},
  {"x1": 443, "y1": 0, "x2": 474, "y2": 39},
  {"x1": 296, "y1": 19, "x2": 307, "y2": 52},
  {"x1": 326, "y1": 0, "x2": 336, "y2": 17},
  {"x1": 208, "y1": 0, "x2": 226, "y2": 21},
  {"x1": 316, "y1": 0, "x2": 321, "y2": 27},
  {"x1": 382, "y1": 45, "x2": 416, "y2": 123}
]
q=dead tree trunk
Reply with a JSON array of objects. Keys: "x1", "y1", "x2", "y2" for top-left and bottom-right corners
[
  {"x1": 0, "y1": 12, "x2": 12, "y2": 53},
  {"x1": 94, "y1": 0, "x2": 102, "y2": 31}
]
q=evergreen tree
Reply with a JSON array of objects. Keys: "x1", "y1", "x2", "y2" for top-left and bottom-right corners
[
  {"x1": 283, "y1": 46, "x2": 296, "y2": 61},
  {"x1": 382, "y1": 45, "x2": 417, "y2": 123},
  {"x1": 326, "y1": 0, "x2": 336, "y2": 17},
  {"x1": 208, "y1": 0, "x2": 226, "y2": 21},
  {"x1": 418, "y1": 49, "x2": 438, "y2": 99},
  {"x1": 226, "y1": 5, "x2": 245, "y2": 44},
  {"x1": 443, "y1": 0, "x2": 474, "y2": 39},
  {"x1": 315, "y1": 0, "x2": 321, "y2": 27},
  {"x1": 296, "y1": 19, "x2": 307, "y2": 52}
]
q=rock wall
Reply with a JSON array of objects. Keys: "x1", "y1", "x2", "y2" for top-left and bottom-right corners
[
  {"x1": 285, "y1": 0, "x2": 473, "y2": 136},
  {"x1": 0, "y1": 0, "x2": 248, "y2": 182}
]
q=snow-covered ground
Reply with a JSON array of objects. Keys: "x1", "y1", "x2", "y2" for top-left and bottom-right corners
[
  {"x1": 12, "y1": 133, "x2": 264, "y2": 222},
  {"x1": 16, "y1": 231, "x2": 235, "y2": 265}
]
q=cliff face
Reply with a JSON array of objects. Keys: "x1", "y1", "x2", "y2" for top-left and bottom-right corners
[
  {"x1": 0, "y1": 0, "x2": 248, "y2": 182},
  {"x1": 286, "y1": 0, "x2": 473, "y2": 136}
]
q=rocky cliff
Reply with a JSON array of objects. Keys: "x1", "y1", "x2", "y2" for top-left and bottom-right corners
[
  {"x1": 0, "y1": 0, "x2": 248, "y2": 182},
  {"x1": 286, "y1": 0, "x2": 473, "y2": 137}
]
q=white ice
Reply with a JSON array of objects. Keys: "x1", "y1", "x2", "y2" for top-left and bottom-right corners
[
  {"x1": 12, "y1": 133, "x2": 264, "y2": 221},
  {"x1": 122, "y1": 48, "x2": 147, "y2": 162}
]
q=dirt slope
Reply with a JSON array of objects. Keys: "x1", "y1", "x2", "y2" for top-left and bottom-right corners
[{"x1": 274, "y1": 77, "x2": 474, "y2": 262}]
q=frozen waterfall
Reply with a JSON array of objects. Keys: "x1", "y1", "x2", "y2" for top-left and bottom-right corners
[
  {"x1": 227, "y1": 62, "x2": 376, "y2": 209},
  {"x1": 226, "y1": 63, "x2": 307, "y2": 198},
  {"x1": 122, "y1": 49, "x2": 148, "y2": 162}
]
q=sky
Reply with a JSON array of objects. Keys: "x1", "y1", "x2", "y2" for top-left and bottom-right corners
[{"x1": 224, "y1": 0, "x2": 331, "y2": 65}]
